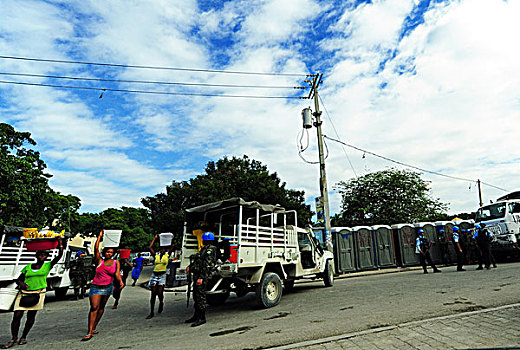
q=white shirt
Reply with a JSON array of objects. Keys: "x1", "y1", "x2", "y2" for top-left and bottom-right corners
[{"x1": 452, "y1": 231, "x2": 460, "y2": 243}]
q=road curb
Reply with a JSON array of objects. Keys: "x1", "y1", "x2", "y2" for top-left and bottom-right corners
[{"x1": 334, "y1": 266, "x2": 423, "y2": 279}]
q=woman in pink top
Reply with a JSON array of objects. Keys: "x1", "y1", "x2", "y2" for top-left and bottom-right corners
[{"x1": 82, "y1": 230, "x2": 124, "y2": 341}]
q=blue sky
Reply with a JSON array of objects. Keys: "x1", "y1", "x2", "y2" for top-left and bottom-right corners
[{"x1": 1, "y1": 0, "x2": 519, "y2": 217}]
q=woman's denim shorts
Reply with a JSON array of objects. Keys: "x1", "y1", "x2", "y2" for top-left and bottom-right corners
[{"x1": 89, "y1": 283, "x2": 114, "y2": 297}]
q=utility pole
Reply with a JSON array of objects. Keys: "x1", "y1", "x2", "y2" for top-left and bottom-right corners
[
  {"x1": 477, "y1": 179, "x2": 483, "y2": 207},
  {"x1": 307, "y1": 73, "x2": 333, "y2": 252}
]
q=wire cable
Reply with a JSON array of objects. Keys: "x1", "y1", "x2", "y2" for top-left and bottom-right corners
[
  {"x1": 296, "y1": 127, "x2": 329, "y2": 165},
  {"x1": 0, "y1": 55, "x2": 309, "y2": 77},
  {"x1": 297, "y1": 129, "x2": 319, "y2": 164},
  {"x1": 318, "y1": 93, "x2": 358, "y2": 178},
  {"x1": 297, "y1": 128, "x2": 310, "y2": 152},
  {"x1": 0, "y1": 72, "x2": 307, "y2": 90},
  {"x1": 0, "y1": 80, "x2": 306, "y2": 99},
  {"x1": 323, "y1": 135, "x2": 509, "y2": 192}
]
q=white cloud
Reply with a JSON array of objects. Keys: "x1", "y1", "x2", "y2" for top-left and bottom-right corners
[
  {"x1": 47, "y1": 169, "x2": 154, "y2": 212},
  {"x1": 45, "y1": 148, "x2": 171, "y2": 188},
  {"x1": 2, "y1": 0, "x2": 520, "y2": 219},
  {"x1": 319, "y1": 0, "x2": 520, "y2": 214},
  {"x1": 328, "y1": 0, "x2": 414, "y2": 52},
  {"x1": 239, "y1": 0, "x2": 322, "y2": 46}
]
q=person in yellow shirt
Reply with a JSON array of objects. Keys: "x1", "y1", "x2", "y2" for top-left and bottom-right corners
[
  {"x1": 192, "y1": 229, "x2": 204, "y2": 251},
  {"x1": 146, "y1": 234, "x2": 174, "y2": 319}
]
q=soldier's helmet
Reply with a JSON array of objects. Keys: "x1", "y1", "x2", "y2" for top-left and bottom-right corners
[
  {"x1": 202, "y1": 232, "x2": 215, "y2": 241},
  {"x1": 475, "y1": 224, "x2": 481, "y2": 229},
  {"x1": 418, "y1": 229, "x2": 424, "y2": 234},
  {"x1": 453, "y1": 226, "x2": 459, "y2": 232}
]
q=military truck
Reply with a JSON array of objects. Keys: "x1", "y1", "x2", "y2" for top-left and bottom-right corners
[
  {"x1": 176, "y1": 198, "x2": 334, "y2": 308},
  {"x1": 476, "y1": 191, "x2": 520, "y2": 254}
]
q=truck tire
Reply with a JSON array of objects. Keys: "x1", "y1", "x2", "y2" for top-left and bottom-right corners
[
  {"x1": 256, "y1": 272, "x2": 282, "y2": 308},
  {"x1": 207, "y1": 290, "x2": 230, "y2": 306},
  {"x1": 54, "y1": 287, "x2": 69, "y2": 299},
  {"x1": 323, "y1": 260, "x2": 334, "y2": 287}
]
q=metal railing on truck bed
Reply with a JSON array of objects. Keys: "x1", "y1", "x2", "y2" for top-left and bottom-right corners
[
  {"x1": 238, "y1": 224, "x2": 299, "y2": 266},
  {"x1": 180, "y1": 223, "x2": 299, "y2": 268}
]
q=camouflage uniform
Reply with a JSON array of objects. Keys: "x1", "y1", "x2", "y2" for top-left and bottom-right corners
[
  {"x1": 190, "y1": 244, "x2": 218, "y2": 318},
  {"x1": 69, "y1": 255, "x2": 94, "y2": 298}
]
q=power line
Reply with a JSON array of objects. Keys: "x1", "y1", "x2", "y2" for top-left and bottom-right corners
[
  {"x1": 0, "y1": 72, "x2": 307, "y2": 90},
  {"x1": 323, "y1": 135, "x2": 509, "y2": 192},
  {"x1": 318, "y1": 93, "x2": 358, "y2": 178},
  {"x1": 0, "y1": 55, "x2": 309, "y2": 77},
  {"x1": 0, "y1": 80, "x2": 305, "y2": 99}
]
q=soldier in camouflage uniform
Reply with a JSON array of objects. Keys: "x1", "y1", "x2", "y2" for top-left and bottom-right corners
[
  {"x1": 69, "y1": 251, "x2": 94, "y2": 300},
  {"x1": 185, "y1": 231, "x2": 218, "y2": 327}
]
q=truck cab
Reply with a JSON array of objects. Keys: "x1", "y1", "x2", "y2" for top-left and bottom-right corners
[
  {"x1": 475, "y1": 194, "x2": 520, "y2": 252},
  {"x1": 177, "y1": 198, "x2": 334, "y2": 308}
]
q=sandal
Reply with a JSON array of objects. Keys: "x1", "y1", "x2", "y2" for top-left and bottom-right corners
[
  {"x1": 92, "y1": 330, "x2": 99, "y2": 335},
  {"x1": 1, "y1": 340, "x2": 17, "y2": 349},
  {"x1": 18, "y1": 339, "x2": 27, "y2": 345},
  {"x1": 145, "y1": 314, "x2": 154, "y2": 319},
  {"x1": 81, "y1": 334, "x2": 93, "y2": 342}
]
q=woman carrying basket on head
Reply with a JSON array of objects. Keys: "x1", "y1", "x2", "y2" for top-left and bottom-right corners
[
  {"x1": 83, "y1": 230, "x2": 124, "y2": 341},
  {"x1": 1, "y1": 238, "x2": 64, "y2": 348}
]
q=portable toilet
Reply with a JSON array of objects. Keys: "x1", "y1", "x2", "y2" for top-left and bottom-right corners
[
  {"x1": 435, "y1": 221, "x2": 456, "y2": 264},
  {"x1": 444, "y1": 220, "x2": 454, "y2": 235},
  {"x1": 459, "y1": 219, "x2": 475, "y2": 230},
  {"x1": 458, "y1": 219, "x2": 477, "y2": 264},
  {"x1": 414, "y1": 222, "x2": 441, "y2": 264},
  {"x1": 371, "y1": 225, "x2": 396, "y2": 268},
  {"x1": 331, "y1": 227, "x2": 357, "y2": 273},
  {"x1": 391, "y1": 224, "x2": 419, "y2": 267},
  {"x1": 352, "y1": 226, "x2": 377, "y2": 271}
]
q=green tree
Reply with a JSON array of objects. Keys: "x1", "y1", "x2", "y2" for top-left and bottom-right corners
[
  {"x1": 142, "y1": 155, "x2": 311, "y2": 242},
  {"x1": 72, "y1": 212, "x2": 104, "y2": 237},
  {"x1": 333, "y1": 169, "x2": 448, "y2": 227},
  {"x1": 0, "y1": 123, "x2": 76, "y2": 227},
  {"x1": 45, "y1": 192, "x2": 81, "y2": 231},
  {"x1": 117, "y1": 207, "x2": 154, "y2": 251},
  {"x1": 0, "y1": 123, "x2": 82, "y2": 229},
  {"x1": 74, "y1": 207, "x2": 153, "y2": 252}
]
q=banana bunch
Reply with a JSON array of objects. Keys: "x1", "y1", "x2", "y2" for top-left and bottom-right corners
[{"x1": 23, "y1": 228, "x2": 66, "y2": 239}]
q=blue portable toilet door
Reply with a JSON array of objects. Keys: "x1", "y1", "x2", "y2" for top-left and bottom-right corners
[{"x1": 354, "y1": 227, "x2": 376, "y2": 270}]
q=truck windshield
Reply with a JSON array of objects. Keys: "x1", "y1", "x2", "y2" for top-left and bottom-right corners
[{"x1": 476, "y1": 202, "x2": 507, "y2": 221}]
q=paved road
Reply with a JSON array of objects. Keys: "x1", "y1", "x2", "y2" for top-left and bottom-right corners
[
  {"x1": 271, "y1": 304, "x2": 520, "y2": 350},
  {"x1": 0, "y1": 263, "x2": 518, "y2": 349}
]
